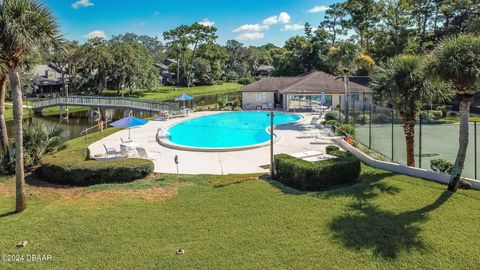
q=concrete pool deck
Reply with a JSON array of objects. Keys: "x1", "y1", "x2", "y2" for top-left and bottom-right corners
[{"x1": 88, "y1": 111, "x2": 335, "y2": 175}]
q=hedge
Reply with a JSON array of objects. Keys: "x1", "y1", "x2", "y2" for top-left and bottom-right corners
[
  {"x1": 274, "y1": 147, "x2": 360, "y2": 191},
  {"x1": 41, "y1": 129, "x2": 154, "y2": 186}
]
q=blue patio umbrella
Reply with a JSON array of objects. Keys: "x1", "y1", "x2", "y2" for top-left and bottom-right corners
[
  {"x1": 175, "y1": 93, "x2": 194, "y2": 108},
  {"x1": 110, "y1": 116, "x2": 148, "y2": 140}
]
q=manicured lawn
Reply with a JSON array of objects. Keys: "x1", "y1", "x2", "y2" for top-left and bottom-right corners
[
  {"x1": 100, "y1": 83, "x2": 243, "y2": 101},
  {"x1": 441, "y1": 114, "x2": 480, "y2": 124},
  {"x1": 40, "y1": 106, "x2": 90, "y2": 117},
  {"x1": 1, "y1": 162, "x2": 479, "y2": 268},
  {"x1": 4, "y1": 104, "x2": 33, "y2": 121}
]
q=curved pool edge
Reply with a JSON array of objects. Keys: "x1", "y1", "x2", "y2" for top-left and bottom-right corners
[{"x1": 157, "y1": 111, "x2": 304, "y2": 152}]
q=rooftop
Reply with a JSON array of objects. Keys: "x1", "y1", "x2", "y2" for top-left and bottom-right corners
[{"x1": 240, "y1": 71, "x2": 370, "y2": 94}]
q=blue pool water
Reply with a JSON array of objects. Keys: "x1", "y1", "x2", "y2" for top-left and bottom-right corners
[{"x1": 167, "y1": 112, "x2": 302, "y2": 148}]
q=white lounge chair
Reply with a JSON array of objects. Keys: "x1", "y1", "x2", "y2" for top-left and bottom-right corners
[
  {"x1": 262, "y1": 103, "x2": 268, "y2": 110},
  {"x1": 267, "y1": 103, "x2": 273, "y2": 110},
  {"x1": 137, "y1": 147, "x2": 157, "y2": 160},
  {"x1": 103, "y1": 144, "x2": 117, "y2": 158}
]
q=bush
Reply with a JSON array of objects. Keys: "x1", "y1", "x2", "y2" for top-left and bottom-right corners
[
  {"x1": 325, "y1": 120, "x2": 339, "y2": 126},
  {"x1": 325, "y1": 111, "x2": 345, "y2": 122},
  {"x1": 336, "y1": 124, "x2": 355, "y2": 136},
  {"x1": 427, "y1": 110, "x2": 443, "y2": 120},
  {"x1": 1, "y1": 121, "x2": 68, "y2": 175},
  {"x1": 325, "y1": 145, "x2": 340, "y2": 155},
  {"x1": 274, "y1": 150, "x2": 360, "y2": 191},
  {"x1": 238, "y1": 76, "x2": 255, "y2": 85},
  {"x1": 41, "y1": 130, "x2": 154, "y2": 186},
  {"x1": 430, "y1": 159, "x2": 453, "y2": 174}
]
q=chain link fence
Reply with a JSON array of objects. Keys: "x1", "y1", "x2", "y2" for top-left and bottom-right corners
[{"x1": 345, "y1": 102, "x2": 478, "y2": 180}]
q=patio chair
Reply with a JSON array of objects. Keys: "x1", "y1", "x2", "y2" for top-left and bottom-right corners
[
  {"x1": 103, "y1": 144, "x2": 117, "y2": 158},
  {"x1": 267, "y1": 103, "x2": 273, "y2": 110},
  {"x1": 120, "y1": 145, "x2": 130, "y2": 158},
  {"x1": 255, "y1": 104, "x2": 262, "y2": 110},
  {"x1": 137, "y1": 147, "x2": 155, "y2": 160},
  {"x1": 261, "y1": 103, "x2": 268, "y2": 110}
]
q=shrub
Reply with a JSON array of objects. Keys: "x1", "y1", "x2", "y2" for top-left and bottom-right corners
[
  {"x1": 41, "y1": 130, "x2": 154, "y2": 186},
  {"x1": 436, "y1": 105, "x2": 447, "y2": 117},
  {"x1": 325, "y1": 120, "x2": 339, "y2": 126},
  {"x1": 336, "y1": 124, "x2": 355, "y2": 136},
  {"x1": 1, "y1": 121, "x2": 68, "y2": 175},
  {"x1": 430, "y1": 159, "x2": 453, "y2": 174},
  {"x1": 238, "y1": 76, "x2": 255, "y2": 85},
  {"x1": 325, "y1": 145, "x2": 340, "y2": 155},
  {"x1": 427, "y1": 110, "x2": 443, "y2": 120},
  {"x1": 274, "y1": 150, "x2": 360, "y2": 191},
  {"x1": 325, "y1": 111, "x2": 345, "y2": 122}
]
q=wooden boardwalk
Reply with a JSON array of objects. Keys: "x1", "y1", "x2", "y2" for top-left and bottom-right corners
[{"x1": 31, "y1": 96, "x2": 179, "y2": 113}]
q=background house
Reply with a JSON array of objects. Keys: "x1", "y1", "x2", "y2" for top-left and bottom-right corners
[
  {"x1": 156, "y1": 59, "x2": 178, "y2": 86},
  {"x1": 30, "y1": 64, "x2": 68, "y2": 97},
  {"x1": 240, "y1": 71, "x2": 371, "y2": 112}
]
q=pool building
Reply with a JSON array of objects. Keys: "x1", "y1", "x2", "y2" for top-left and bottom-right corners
[{"x1": 240, "y1": 71, "x2": 371, "y2": 111}]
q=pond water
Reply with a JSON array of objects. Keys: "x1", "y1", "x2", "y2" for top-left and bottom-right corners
[{"x1": 6, "y1": 108, "x2": 155, "y2": 140}]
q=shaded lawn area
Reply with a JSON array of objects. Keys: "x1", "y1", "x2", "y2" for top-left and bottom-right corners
[
  {"x1": 100, "y1": 83, "x2": 243, "y2": 101},
  {"x1": 1, "y1": 165, "x2": 479, "y2": 269}
]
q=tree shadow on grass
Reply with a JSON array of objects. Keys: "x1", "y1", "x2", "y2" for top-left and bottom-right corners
[
  {"x1": 329, "y1": 191, "x2": 453, "y2": 259},
  {"x1": 265, "y1": 171, "x2": 400, "y2": 199},
  {"x1": 0, "y1": 211, "x2": 16, "y2": 219},
  {"x1": 318, "y1": 171, "x2": 402, "y2": 201}
]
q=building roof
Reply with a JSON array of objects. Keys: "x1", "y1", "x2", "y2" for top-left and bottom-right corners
[
  {"x1": 31, "y1": 64, "x2": 64, "y2": 86},
  {"x1": 239, "y1": 71, "x2": 369, "y2": 94}
]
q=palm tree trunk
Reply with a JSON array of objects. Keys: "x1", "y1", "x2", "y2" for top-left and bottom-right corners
[
  {"x1": 0, "y1": 74, "x2": 9, "y2": 156},
  {"x1": 403, "y1": 118, "x2": 416, "y2": 167},
  {"x1": 7, "y1": 66, "x2": 26, "y2": 212},
  {"x1": 448, "y1": 95, "x2": 472, "y2": 192}
]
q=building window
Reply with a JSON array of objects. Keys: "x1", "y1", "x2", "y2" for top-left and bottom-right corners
[{"x1": 256, "y1": 92, "x2": 267, "y2": 102}]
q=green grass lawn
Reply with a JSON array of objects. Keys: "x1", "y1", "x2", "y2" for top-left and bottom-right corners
[
  {"x1": 100, "y1": 83, "x2": 243, "y2": 101},
  {"x1": 441, "y1": 114, "x2": 480, "y2": 124},
  {"x1": 0, "y1": 156, "x2": 479, "y2": 268}
]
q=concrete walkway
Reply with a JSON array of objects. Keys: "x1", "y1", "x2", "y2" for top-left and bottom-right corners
[{"x1": 88, "y1": 111, "x2": 335, "y2": 175}]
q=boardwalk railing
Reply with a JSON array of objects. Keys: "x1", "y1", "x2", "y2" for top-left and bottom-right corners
[{"x1": 31, "y1": 96, "x2": 179, "y2": 113}]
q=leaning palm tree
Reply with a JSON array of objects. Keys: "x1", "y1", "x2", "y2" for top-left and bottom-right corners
[
  {"x1": 0, "y1": 0, "x2": 63, "y2": 212},
  {"x1": 371, "y1": 55, "x2": 452, "y2": 167},
  {"x1": 430, "y1": 34, "x2": 480, "y2": 192}
]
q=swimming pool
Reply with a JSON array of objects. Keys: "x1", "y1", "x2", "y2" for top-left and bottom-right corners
[{"x1": 164, "y1": 112, "x2": 302, "y2": 150}]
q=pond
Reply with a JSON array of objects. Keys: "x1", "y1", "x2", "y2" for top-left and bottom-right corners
[{"x1": 6, "y1": 108, "x2": 155, "y2": 140}]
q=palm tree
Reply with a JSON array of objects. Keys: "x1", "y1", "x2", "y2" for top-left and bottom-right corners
[
  {"x1": 0, "y1": 0, "x2": 63, "y2": 212},
  {"x1": 371, "y1": 55, "x2": 451, "y2": 167},
  {"x1": 328, "y1": 41, "x2": 365, "y2": 123},
  {"x1": 0, "y1": 64, "x2": 8, "y2": 157},
  {"x1": 430, "y1": 34, "x2": 480, "y2": 192}
]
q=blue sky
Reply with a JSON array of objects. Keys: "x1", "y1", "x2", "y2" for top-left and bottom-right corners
[{"x1": 45, "y1": 0, "x2": 340, "y2": 46}]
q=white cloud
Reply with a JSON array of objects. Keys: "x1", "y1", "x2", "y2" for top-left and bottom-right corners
[
  {"x1": 263, "y1": 12, "x2": 291, "y2": 25},
  {"x1": 235, "y1": 32, "x2": 265, "y2": 41},
  {"x1": 72, "y1": 0, "x2": 94, "y2": 9},
  {"x1": 198, "y1": 18, "x2": 215, "y2": 27},
  {"x1": 84, "y1": 30, "x2": 106, "y2": 39},
  {"x1": 233, "y1": 24, "x2": 269, "y2": 32},
  {"x1": 308, "y1": 5, "x2": 328, "y2": 13},
  {"x1": 283, "y1": 23, "x2": 304, "y2": 31}
]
